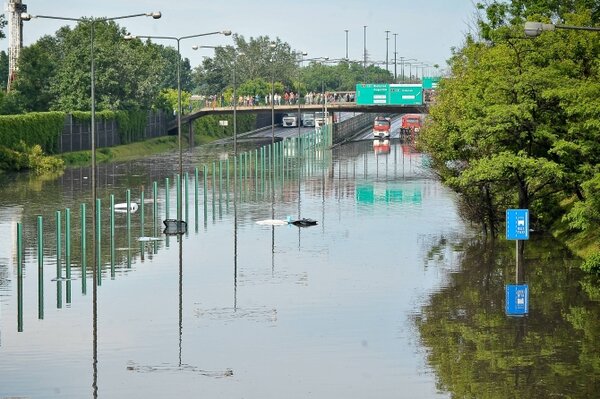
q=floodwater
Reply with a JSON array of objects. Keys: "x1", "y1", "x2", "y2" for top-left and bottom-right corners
[{"x1": 0, "y1": 137, "x2": 598, "y2": 398}]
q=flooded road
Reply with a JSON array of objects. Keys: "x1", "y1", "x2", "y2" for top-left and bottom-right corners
[{"x1": 0, "y1": 137, "x2": 598, "y2": 398}]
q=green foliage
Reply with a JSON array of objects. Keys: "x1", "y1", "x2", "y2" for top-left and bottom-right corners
[
  {"x1": 158, "y1": 88, "x2": 191, "y2": 114},
  {"x1": 0, "y1": 112, "x2": 65, "y2": 154},
  {"x1": 581, "y1": 251, "x2": 600, "y2": 274},
  {"x1": 115, "y1": 110, "x2": 148, "y2": 144},
  {"x1": 0, "y1": 141, "x2": 63, "y2": 173},
  {"x1": 193, "y1": 114, "x2": 256, "y2": 143},
  {"x1": 419, "y1": 4, "x2": 600, "y2": 241}
]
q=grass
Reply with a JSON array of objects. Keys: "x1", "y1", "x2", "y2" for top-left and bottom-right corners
[
  {"x1": 59, "y1": 135, "x2": 182, "y2": 166},
  {"x1": 551, "y1": 197, "x2": 600, "y2": 260}
]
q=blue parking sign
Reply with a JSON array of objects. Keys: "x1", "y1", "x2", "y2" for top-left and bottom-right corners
[
  {"x1": 506, "y1": 209, "x2": 529, "y2": 240},
  {"x1": 505, "y1": 284, "x2": 529, "y2": 316}
]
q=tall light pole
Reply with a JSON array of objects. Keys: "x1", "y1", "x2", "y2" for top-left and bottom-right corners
[
  {"x1": 21, "y1": 10, "x2": 160, "y2": 397},
  {"x1": 524, "y1": 21, "x2": 600, "y2": 37},
  {"x1": 125, "y1": 30, "x2": 232, "y2": 228},
  {"x1": 21, "y1": 10, "x2": 161, "y2": 285},
  {"x1": 192, "y1": 45, "x2": 243, "y2": 159},
  {"x1": 393, "y1": 33, "x2": 398, "y2": 82},
  {"x1": 363, "y1": 25, "x2": 367, "y2": 80},
  {"x1": 385, "y1": 30, "x2": 390, "y2": 75},
  {"x1": 344, "y1": 29, "x2": 349, "y2": 59},
  {"x1": 269, "y1": 43, "x2": 277, "y2": 147}
]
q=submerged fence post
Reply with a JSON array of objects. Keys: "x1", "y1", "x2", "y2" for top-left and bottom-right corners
[
  {"x1": 17, "y1": 222, "x2": 23, "y2": 332},
  {"x1": 37, "y1": 215, "x2": 44, "y2": 319},
  {"x1": 56, "y1": 210, "x2": 62, "y2": 309},
  {"x1": 65, "y1": 208, "x2": 72, "y2": 304},
  {"x1": 81, "y1": 203, "x2": 87, "y2": 295},
  {"x1": 110, "y1": 194, "x2": 116, "y2": 278}
]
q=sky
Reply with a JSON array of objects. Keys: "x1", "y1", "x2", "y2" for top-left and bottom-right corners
[{"x1": 2, "y1": 0, "x2": 478, "y2": 73}]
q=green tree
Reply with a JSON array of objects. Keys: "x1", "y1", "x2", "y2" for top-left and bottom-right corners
[
  {"x1": 11, "y1": 35, "x2": 60, "y2": 112},
  {"x1": 420, "y1": 5, "x2": 600, "y2": 236}
]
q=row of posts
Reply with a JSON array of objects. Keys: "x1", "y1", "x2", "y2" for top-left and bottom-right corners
[{"x1": 14, "y1": 126, "x2": 331, "y2": 331}]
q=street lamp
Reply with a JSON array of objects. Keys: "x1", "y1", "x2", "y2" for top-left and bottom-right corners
[
  {"x1": 524, "y1": 21, "x2": 600, "y2": 37},
  {"x1": 194, "y1": 45, "x2": 244, "y2": 163},
  {"x1": 124, "y1": 30, "x2": 232, "y2": 229},
  {"x1": 344, "y1": 29, "x2": 349, "y2": 60},
  {"x1": 21, "y1": 10, "x2": 161, "y2": 287},
  {"x1": 269, "y1": 43, "x2": 277, "y2": 147}
]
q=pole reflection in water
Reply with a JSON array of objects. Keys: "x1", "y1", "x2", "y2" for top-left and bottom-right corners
[
  {"x1": 178, "y1": 236, "x2": 183, "y2": 367},
  {"x1": 92, "y1": 237, "x2": 99, "y2": 399}
]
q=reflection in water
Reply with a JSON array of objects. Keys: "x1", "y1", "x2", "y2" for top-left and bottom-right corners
[
  {"x1": 126, "y1": 361, "x2": 233, "y2": 377},
  {"x1": 3, "y1": 138, "x2": 599, "y2": 398},
  {"x1": 414, "y1": 235, "x2": 600, "y2": 398}
]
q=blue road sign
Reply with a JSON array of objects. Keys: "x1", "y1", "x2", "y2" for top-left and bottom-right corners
[
  {"x1": 506, "y1": 209, "x2": 529, "y2": 240},
  {"x1": 505, "y1": 284, "x2": 529, "y2": 316}
]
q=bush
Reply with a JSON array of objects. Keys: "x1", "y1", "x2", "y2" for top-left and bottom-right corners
[{"x1": 581, "y1": 252, "x2": 600, "y2": 274}]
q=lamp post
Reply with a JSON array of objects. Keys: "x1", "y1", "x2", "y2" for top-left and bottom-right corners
[
  {"x1": 524, "y1": 21, "x2": 600, "y2": 37},
  {"x1": 192, "y1": 45, "x2": 243, "y2": 159},
  {"x1": 363, "y1": 25, "x2": 368, "y2": 80},
  {"x1": 297, "y1": 51, "x2": 308, "y2": 149},
  {"x1": 344, "y1": 29, "x2": 349, "y2": 59},
  {"x1": 21, "y1": 10, "x2": 161, "y2": 286},
  {"x1": 125, "y1": 30, "x2": 232, "y2": 227},
  {"x1": 269, "y1": 43, "x2": 277, "y2": 147}
]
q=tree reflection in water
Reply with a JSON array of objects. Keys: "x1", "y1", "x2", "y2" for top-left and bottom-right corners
[{"x1": 414, "y1": 234, "x2": 600, "y2": 398}]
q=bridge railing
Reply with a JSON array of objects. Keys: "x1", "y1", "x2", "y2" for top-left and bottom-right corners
[{"x1": 190, "y1": 91, "x2": 357, "y2": 111}]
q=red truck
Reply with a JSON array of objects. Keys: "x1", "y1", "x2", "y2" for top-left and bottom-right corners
[
  {"x1": 400, "y1": 114, "x2": 423, "y2": 140},
  {"x1": 373, "y1": 116, "x2": 391, "y2": 138}
]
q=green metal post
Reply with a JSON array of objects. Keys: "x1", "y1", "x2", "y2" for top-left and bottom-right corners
[
  {"x1": 37, "y1": 215, "x2": 44, "y2": 319},
  {"x1": 110, "y1": 194, "x2": 115, "y2": 278},
  {"x1": 185, "y1": 172, "x2": 189, "y2": 224},
  {"x1": 56, "y1": 210, "x2": 62, "y2": 309},
  {"x1": 194, "y1": 167, "x2": 199, "y2": 231},
  {"x1": 17, "y1": 222, "x2": 23, "y2": 332},
  {"x1": 203, "y1": 165, "x2": 208, "y2": 225},
  {"x1": 165, "y1": 177, "x2": 170, "y2": 220},
  {"x1": 65, "y1": 208, "x2": 71, "y2": 304},
  {"x1": 81, "y1": 203, "x2": 87, "y2": 295}
]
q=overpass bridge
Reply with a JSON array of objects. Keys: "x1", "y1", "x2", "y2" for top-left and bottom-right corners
[{"x1": 178, "y1": 102, "x2": 428, "y2": 127}]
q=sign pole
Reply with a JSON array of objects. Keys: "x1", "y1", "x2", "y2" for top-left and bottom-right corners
[{"x1": 505, "y1": 209, "x2": 529, "y2": 316}]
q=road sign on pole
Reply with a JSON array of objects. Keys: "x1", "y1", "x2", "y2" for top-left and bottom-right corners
[
  {"x1": 505, "y1": 284, "x2": 529, "y2": 316},
  {"x1": 506, "y1": 209, "x2": 529, "y2": 240}
]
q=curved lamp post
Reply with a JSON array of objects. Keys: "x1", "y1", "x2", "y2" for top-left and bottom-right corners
[
  {"x1": 269, "y1": 43, "x2": 277, "y2": 147},
  {"x1": 21, "y1": 10, "x2": 161, "y2": 287},
  {"x1": 192, "y1": 45, "x2": 244, "y2": 168},
  {"x1": 124, "y1": 30, "x2": 232, "y2": 228},
  {"x1": 524, "y1": 21, "x2": 600, "y2": 37}
]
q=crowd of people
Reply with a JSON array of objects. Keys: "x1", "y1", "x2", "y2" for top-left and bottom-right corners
[{"x1": 199, "y1": 91, "x2": 356, "y2": 108}]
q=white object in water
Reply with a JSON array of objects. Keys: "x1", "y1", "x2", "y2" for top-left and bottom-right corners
[
  {"x1": 114, "y1": 202, "x2": 139, "y2": 213},
  {"x1": 256, "y1": 219, "x2": 289, "y2": 226},
  {"x1": 138, "y1": 237, "x2": 161, "y2": 242}
]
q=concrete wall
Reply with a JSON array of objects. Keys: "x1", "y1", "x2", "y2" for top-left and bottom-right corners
[{"x1": 332, "y1": 113, "x2": 377, "y2": 145}]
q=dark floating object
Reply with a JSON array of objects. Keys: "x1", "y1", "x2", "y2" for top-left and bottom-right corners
[
  {"x1": 290, "y1": 218, "x2": 318, "y2": 227},
  {"x1": 163, "y1": 219, "x2": 187, "y2": 235}
]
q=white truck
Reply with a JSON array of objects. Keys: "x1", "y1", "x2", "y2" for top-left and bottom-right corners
[
  {"x1": 301, "y1": 113, "x2": 315, "y2": 127},
  {"x1": 314, "y1": 111, "x2": 329, "y2": 128},
  {"x1": 282, "y1": 113, "x2": 298, "y2": 128}
]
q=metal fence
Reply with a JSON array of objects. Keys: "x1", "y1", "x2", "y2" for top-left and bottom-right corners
[{"x1": 59, "y1": 111, "x2": 169, "y2": 153}]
